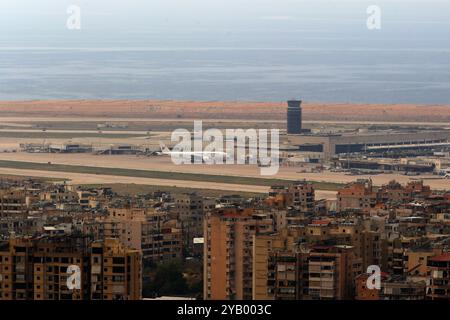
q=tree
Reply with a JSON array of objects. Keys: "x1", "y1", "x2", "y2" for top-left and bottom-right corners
[{"x1": 144, "y1": 260, "x2": 188, "y2": 297}]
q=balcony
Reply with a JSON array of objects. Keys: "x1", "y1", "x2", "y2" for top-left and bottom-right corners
[
  {"x1": 113, "y1": 285, "x2": 125, "y2": 294},
  {"x1": 91, "y1": 266, "x2": 101, "y2": 274}
]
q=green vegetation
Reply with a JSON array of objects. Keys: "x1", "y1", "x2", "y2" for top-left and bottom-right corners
[
  {"x1": 0, "y1": 160, "x2": 345, "y2": 191},
  {"x1": 0, "y1": 173, "x2": 66, "y2": 183},
  {"x1": 143, "y1": 260, "x2": 201, "y2": 298}
]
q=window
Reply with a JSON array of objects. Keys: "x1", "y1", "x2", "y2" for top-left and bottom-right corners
[
  {"x1": 112, "y1": 266, "x2": 125, "y2": 273},
  {"x1": 92, "y1": 248, "x2": 103, "y2": 254},
  {"x1": 113, "y1": 257, "x2": 125, "y2": 264}
]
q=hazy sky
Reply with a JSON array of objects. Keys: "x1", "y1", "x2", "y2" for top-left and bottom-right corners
[{"x1": 1, "y1": 0, "x2": 450, "y2": 48}]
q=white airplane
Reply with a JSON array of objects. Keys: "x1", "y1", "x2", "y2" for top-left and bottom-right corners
[{"x1": 158, "y1": 142, "x2": 230, "y2": 161}]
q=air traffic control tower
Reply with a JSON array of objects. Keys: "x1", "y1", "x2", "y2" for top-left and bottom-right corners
[{"x1": 287, "y1": 100, "x2": 302, "y2": 134}]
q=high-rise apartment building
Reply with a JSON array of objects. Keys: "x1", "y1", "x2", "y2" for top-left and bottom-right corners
[
  {"x1": 253, "y1": 228, "x2": 363, "y2": 301},
  {"x1": 253, "y1": 228, "x2": 308, "y2": 300},
  {"x1": 90, "y1": 238, "x2": 141, "y2": 300},
  {"x1": 0, "y1": 235, "x2": 141, "y2": 300},
  {"x1": 307, "y1": 245, "x2": 362, "y2": 300},
  {"x1": 174, "y1": 193, "x2": 215, "y2": 253},
  {"x1": 204, "y1": 207, "x2": 273, "y2": 300},
  {"x1": 87, "y1": 207, "x2": 182, "y2": 265}
]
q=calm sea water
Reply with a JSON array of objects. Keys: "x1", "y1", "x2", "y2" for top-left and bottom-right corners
[{"x1": 1, "y1": 4, "x2": 450, "y2": 104}]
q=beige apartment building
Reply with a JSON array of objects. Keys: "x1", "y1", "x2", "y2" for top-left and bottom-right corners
[
  {"x1": 85, "y1": 207, "x2": 182, "y2": 265},
  {"x1": 307, "y1": 245, "x2": 362, "y2": 300},
  {"x1": 268, "y1": 181, "x2": 315, "y2": 212},
  {"x1": 253, "y1": 227, "x2": 363, "y2": 300},
  {"x1": 253, "y1": 228, "x2": 307, "y2": 300},
  {"x1": 203, "y1": 207, "x2": 273, "y2": 300},
  {"x1": 0, "y1": 189, "x2": 29, "y2": 217},
  {"x1": 337, "y1": 179, "x2": 377, "y2": 213},
  {"x1": 174, "y1": 193, "x2": 215, "y2": 253},
  {"x1": 0, "y1": 236, "x2": 141, "y2": 300}
]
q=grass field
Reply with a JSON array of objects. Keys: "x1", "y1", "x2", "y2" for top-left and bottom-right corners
[
  {"x1": 0, "y1": 160, "x2": 345, "y2": 191},
  {"x1": 0, "y1": 173, "x2": 65, "y2": 182}
]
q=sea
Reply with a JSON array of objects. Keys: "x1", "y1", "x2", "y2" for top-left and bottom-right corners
[{"x1": 1, "y1": 1, "x2": 450, "y2": 104}]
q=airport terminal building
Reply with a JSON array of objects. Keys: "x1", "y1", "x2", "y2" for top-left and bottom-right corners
[
  {"x1": 283, "y1": 100, "x2": 450, "y2": 161},
  {"x1": 286, "y1": 130, "x2": 450, "y2": 160}
]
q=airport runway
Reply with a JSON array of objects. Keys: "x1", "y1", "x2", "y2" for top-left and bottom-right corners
[
  {"x1": 0, "y1": 117, "x2": 449, "y2": 127},
  {"x1": 0, "y1": 167, "x2": 337, "y2": 200},
  {"x1": 0, "y1": 152, "x2": 447, "y2": 191}
]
